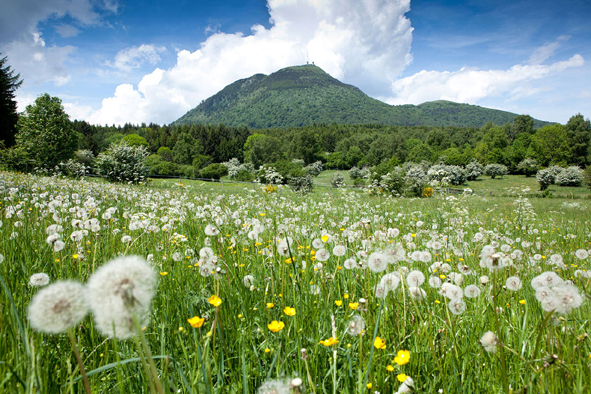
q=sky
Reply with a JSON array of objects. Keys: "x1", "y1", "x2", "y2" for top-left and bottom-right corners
[{"x1": 1, "y1": 0, "x2": 590, "y2": 126}]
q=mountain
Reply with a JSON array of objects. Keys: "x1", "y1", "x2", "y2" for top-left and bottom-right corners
[{"x1": 173, "y1": 65, "x2": 551, "y2": 129}]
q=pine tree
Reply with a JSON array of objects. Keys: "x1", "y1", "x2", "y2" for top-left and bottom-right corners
[{"x1": 0, "y1": 54, "x2": 23, "y2": 147}]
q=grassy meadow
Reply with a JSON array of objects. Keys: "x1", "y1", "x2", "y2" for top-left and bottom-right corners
[{"x1": 1, "y1": 170, "x2": 590, "y2": 393}]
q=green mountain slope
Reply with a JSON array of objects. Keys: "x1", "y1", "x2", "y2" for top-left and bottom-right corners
[{"x1": 174, "y1": 65, "x2": 551, "y2": 129}]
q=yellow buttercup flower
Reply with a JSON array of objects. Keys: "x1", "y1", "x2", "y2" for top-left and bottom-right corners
[
  {"x1": 519, "y1": 300, "x2": 526, "y2": 305},
  {"x1": 335, "y1": 300, "x2": 342, "y2": 306},
  {"x1": 159, "y1": 272, "x2": 168, "y2": 276},
  {"x1": 322, "y1": 235, "x2": 329, "y2": 242},
  {"x1": 268, "y1": 321, "x2": 285, "y2": 333},
  {"x1": 266, "y1": 303, "x2": 275, "y2": 308},
  {"x1": 349, "y1": 302, "x2": 359, "y2": 310},
  {"x1": 397, "y1": 373, "x2": 408, "y2": 382},
  {"x1": 187, "y1": 316, "x2": 205, "y2": 328},
  {"x1": 318, "y1": 337, "x2": 339, "y2": 346},
  {"x1": 208, "y1": 295, "x2": 222, "y2": 307},
  {"x1": 284, "y1": 306, "x2": 296, "y2": 316},
  {"x1": 374, "y1": 337, "x2": 386, "y2": 350},
  {"x1": 394, "y1": 350, "x2": 410, "y2": 365},
  {"x1": 387, "y1": 365, "x2": 395, "y2": 372}
]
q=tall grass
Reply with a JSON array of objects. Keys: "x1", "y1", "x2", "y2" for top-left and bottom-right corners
[{"x1": 0, "y1": 171, "x2": 590, "y2": 393}]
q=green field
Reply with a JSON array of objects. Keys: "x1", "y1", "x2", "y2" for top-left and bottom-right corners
[{"x1": 1, "y1": 170, "x2": 590, "y2": 393}]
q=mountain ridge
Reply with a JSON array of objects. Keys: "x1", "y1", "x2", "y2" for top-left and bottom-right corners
[{"x1": 174, "y1": 65, "x2": 551, "y2": 129}]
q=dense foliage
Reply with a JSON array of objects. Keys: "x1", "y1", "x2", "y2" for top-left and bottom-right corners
[{"x1": 0, "y1": 54, "x2": 22, "y2": 148}]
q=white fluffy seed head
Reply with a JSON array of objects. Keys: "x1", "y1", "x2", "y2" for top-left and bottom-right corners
[
  {"x1": 480, "y1": 331, "x2": 498, "y2": 353},
  {"x1": 28, "y1": 280, "x2": 88, "y2": 334},
  {"x1": 86, "y1": 255, "x2": 157, "y2": 339},
  {"x1": 29, "y1": 273, "x2": 50, "y2": 287},
  {"x1": 506, "y1": 276, "x2": 523, "y2": 291},
  {"x1": 406, "y1": 270, "x2": 425, "y2": 287}
]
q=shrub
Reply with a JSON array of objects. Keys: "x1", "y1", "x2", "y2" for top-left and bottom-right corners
[
  {"x1": 95, "y1": 141, "x2": 149, "y2": 183},
  {"x1": 517, "y1": 158, "x2": 539, "y2": 177},
  {"x1": 465, "y1": 159, "x2": 484, "y2": 181},
  {"x1": 536, "y1": 168, "x2": 555, "y2": 191},
  {"x1": 555, "y1": 166, "x2": 583, "y2": 187},
  {"x1": 257, "y1": 166, "x2": 284, "y2": 185},
  {"x1": 74, "y1": 150, "x2": 95, "y2": 166},
  {"x1": 304, "y1": 161, "x2": 323, "y2": 176},
  {"x1": 349, "y1": 166, "x2": 369, "y2": 180},
  {"x1": 404, "y1": 165, "x2": 428, "y2": 196},
  {"x1": 222, "y1": 158, "x2": 255, "y2": 180},
  {"x1": 331, "y1": 172, "x2": 345, "y2": 188},
  {"x1": 484, "y1": 163, "x2": 508, "y2": 179},
  {"x1": 200, "y1": 163, "x2": 228, "y2": 180},
  {"x1": 288, "y1": 175, "x2": 313, "y2": 194},
  {"x1": 427, "y1": 164, "x2": 466, "y2": 186}
]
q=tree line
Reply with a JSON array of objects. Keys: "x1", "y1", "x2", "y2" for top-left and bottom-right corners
[{"x1": 1, "y1": 53, "x2": 590, "y2": 179}]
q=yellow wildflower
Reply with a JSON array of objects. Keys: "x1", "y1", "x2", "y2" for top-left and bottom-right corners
[
  {"x1": 374, "y1": 337, "x2": 386, "y2": 350},
  {"x1": 187, "y1": 316, "x2": 205, "y2": 328},
  {"x1": 268, "y1": 321, "x2": 285, "y2": 333},
  {"x1": 394, "y1": 350, "x2": 410, "y2": 365},
  {"x1": 208, "y1": 295, "x2": 222, "y2": 307}
]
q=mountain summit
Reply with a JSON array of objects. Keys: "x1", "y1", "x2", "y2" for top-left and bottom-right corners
[{"x1": 174, "y1": 65, "x2": 549, "y2": 129}]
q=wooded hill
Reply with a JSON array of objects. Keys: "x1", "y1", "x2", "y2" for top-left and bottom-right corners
[{"x1": 174, "y1": 65, "x2": 550, "y2": 129}]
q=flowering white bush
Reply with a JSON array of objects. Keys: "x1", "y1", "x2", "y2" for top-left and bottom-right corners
[
  {"x1": 95, "y1": 141, "x2": 149, "y2": 183},
  {"x1": 555, "y1": 166, "x2": 583, "y2": 187},
  {"x1": 404, "y1": 165, "x2": 428, "y2": 196},
  {"x1": 427, "y1": 164, "x2": 466, "y2": 186},
  {"x1": 484, "y1": 163, "x2": 508, "y2": 179},
  {"x1": 304, "y1": 161, "x2": 323, "y2": 177},
  {"x1": 465, "y1": 159, "x2": 484, "y2": 180},
  {"x1": 257, "y1": 166, "x2": 284, "y2": 185},
  {"x1": 222, "y1": 158, "x2": 255, "y2": 179},
  {"x1": 331, "y1": 172, "x2": 345, "y2": 188},
  {"x1": 536, "y1": 168, "x2": 555, "y2": 191},
  {"x1": 348, "y1": 166, "x2": 369, "y2": 180}
]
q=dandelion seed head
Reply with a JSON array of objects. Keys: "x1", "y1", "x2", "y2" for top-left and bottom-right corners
[
  {"x1": 480, "y1": 331, "x2": 498, "y2": 353},
  {"x1": 86, "y1": 255, "x2": 157, "y2": 339},
  {"x1": 29, "y1": 273, "x2": 50, "y2": 287},
  {"x1": 506, "y1": 276, "x2": 523, "y2": 291},
  {"x1": 28, "y1": 280, "x2": 88, "y2": 334},
  {"x1": 346, "y1": 314, "x2": 365, "y2": 336},
  {"x1": 368, "y1": 252, "x2": 388, "y2": 272},
  {"x1": 406, "y1": 270, "x2": 425, "y2": 287}
]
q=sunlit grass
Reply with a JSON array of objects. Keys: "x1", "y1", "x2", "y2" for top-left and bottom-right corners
[{"x1": 0, "y1": 171, "x2": 590, "y2": 393}]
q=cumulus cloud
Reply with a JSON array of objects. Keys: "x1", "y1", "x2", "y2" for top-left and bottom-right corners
[
  {"x1": 107, "y1": 45, "x2": 167, "y2": 72},
  {"x1": 84, "y1": 0, "x2": 414, "y2": 125},
  {"x1": 386, "y1": 54, "x2": 584, "y2": 106},
  {"x1": 5, "y1": 32, "x2": 75, "y2": 86},
  {"x1": 1, "y1": 0, "x2": 115, "y2": 88}
]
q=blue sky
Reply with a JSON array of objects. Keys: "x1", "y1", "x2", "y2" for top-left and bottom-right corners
[{"x1": 2, "y1": 0, "x2": 590, "y2": 125}]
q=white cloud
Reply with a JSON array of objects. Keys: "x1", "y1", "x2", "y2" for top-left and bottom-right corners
[
  {"x1": 84, "y1": 0, "x2": 414, "y2": 125},
  {"x1": 107, "y1": 44, "x2": 167, "y2": 72},
  {"x1": 528, "y1": 35, "x2": 570, "y2": 65},
  {"x1": 1, "y1": 0, "x2": 116, "y2": 89},
  {"x1": 386, "y1": 54, "x2": 584, "y2": 106},
  {"x1": 55, "y1": 24, "x2": 82, "y2": 38},
  {"x1": 5, "y1": 32, "x2": 75, "y2": 86}
]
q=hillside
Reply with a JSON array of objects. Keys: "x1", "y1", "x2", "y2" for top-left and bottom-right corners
[{"x1": 174, "y1": 65, "x2": 550, "y2": 129}]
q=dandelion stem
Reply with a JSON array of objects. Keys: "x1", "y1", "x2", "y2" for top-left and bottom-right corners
[
  {"x1": 360, "y1": 299, "x2": 384, "y2": 391},
  {"x1": 132, "y1": 315, "x2": 164, "y2": 394},
  {"x1": 67, "y1": 329, "x2": 91, "y2": 394}
]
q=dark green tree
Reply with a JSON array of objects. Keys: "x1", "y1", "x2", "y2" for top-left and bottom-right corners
[
  {"x1": 0, "y1": 54, "x2": 23, "y2": 147},
  {"x1": 15, "y1": 93, "x2": 77, "y2": 168},
  {"x1": 510, "y1": 115, "x2": 534, "y2": 142},
  {"x1": 565, "y1": 114, "x2": 590, "y2": 166},
  {"x1": 172, "y1": 132, "x2": 203, "y2": 164}
]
